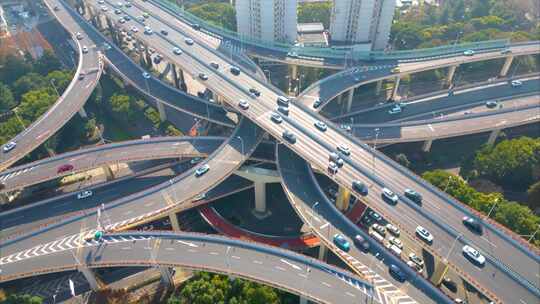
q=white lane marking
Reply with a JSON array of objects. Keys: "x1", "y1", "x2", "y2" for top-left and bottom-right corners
[
  {"x1": 346, "y1": 292, "x2": 355, "y2": 297},
  {"x1": 320, "y1": 222, "x2": 330, "y2": 230},
  {"x1": 481, "y1": 236, "x2": 497, "y2": 248},
  {"x1": 144, "y1": 202, "x2": 154, "y2": 207},
  {"x1": 231, "y1": 255, "x2": 241, "y2": 260},
  {"x1": 165, "y1": 247, "x2": 174, "y2": 251},
  {"x1": 428, "y1": 124, "x2": 434, "y2": 132},
  {"x1": 209, "y1": 252, "x2": 219, "y2": 255},
  {"x1": 187, "y1": 249, "x2": 197, "y2": 253},
  {"x1": 144, "y1": 246, "x2": 152, "y2": 250},
  {"x1": 321, "y1": 282, "x2": 331, "y2": 287},
  {"x1": 298, "y1": 273, "x2": 307, "y2": 278},
  {"x1": 121, "y1": 246, "x2": 131, "y2": 250},
  {"x1": 253, "y1": 260, "x2": 263, "y2": 264},
  {"x1": 275, "y1": 266, "x2": 286, "y2": 271},
  {"x1": 177, "y1": 240, "x2": 199, "y2": 248},
  {"x1": 280, "y1": 259, "x2": 302, "y2": 270}
]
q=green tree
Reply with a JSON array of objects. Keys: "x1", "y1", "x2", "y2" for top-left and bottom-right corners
[
  {"x1": 187, "y1": 3, "x2": 236, "y2": 32},
  {"x1": 46, "y1": 70, "x2": 74, "y2": 93},
  {"x1": 17, "y1": 89, "x2": 56, "y2": 121},
  {"x1": 12, "y1": 73, "x2": 48, "y2": 100},
  {"x1": 297, "y1": 1, "x2": 332, "y2": 29},
  {"x1": 0, "y1": 54, "x2": 32, "y2": 85},
  {"x1": 109, "y1": 94, "x2": 135, "y2": 121},
  {"x1": 0, "y1": 82, "x2": 16, "y2": 112},
  {"x1": 527, "y1": 181, "x2": 540, "y2": 211},
  {"x1": 35, "y1": 49, "x2": 62, "y2": 76},
  {"x1": 2, "y1": 293, "x2": 43, "y2": 304}
]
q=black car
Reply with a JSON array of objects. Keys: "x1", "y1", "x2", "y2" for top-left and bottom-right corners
[
  {"x1": 282, "y1": 130, "x2": 296, "y2": 144},
  {"x1": 160, "y1": 29, "x2": 168, "y2": 35},
  {"x1": 404, "y1": 189, "x2": 422, "y2": 204},
  {"x1": 353, "y1": 234, "x2": 370, "y2": 252},
  {"x1": 389, "y1": 264, "x2": 407, "y2": 282},
  {"x1": 230, "y1": 66, "x2": 241, "y2": 75},
  {"x1": 442, "y1": 277, "x2": 457, "y2": 292},
  {"x1": 249, "y1": 88, "x2": 261, "y2": 97},
  {"x1": 313, "y1": 99, "x2": 322, "y2": 109},
  {"x1": 352, "y1": 180, "x2": 368, "y2": 196},
  {"x1": 277, "y1": 106, "x2": 289, "y2": 116},
  {"x1": 462, "y1": 216, "x2": 483, "y2": 234},
  {"x1": 192, "y1": 23, "x2": 201, "y2": 30}
]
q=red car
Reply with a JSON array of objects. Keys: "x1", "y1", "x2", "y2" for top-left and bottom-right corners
[{"x1": 57, "y1": 164, "x2": 74, "y2": 174}]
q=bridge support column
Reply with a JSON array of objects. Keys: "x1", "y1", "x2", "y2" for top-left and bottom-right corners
[
  {"x1": 499, "y1": 55, "x2": 514, "y2": 77},
  {"x1": 422, "y1": 139, "x2": 433, "y2": 152},
  {"x1": 346, "y1": 88, "x2": 354, "y2": 112},
  {"x1": 159, "y1": 266, "x2": 175, "y2": 287},
  {"x1": 299, "y1": 296, "x2": 308, "y2": 304},
  {"x1": 169, "y1": 212, "x2": 181, "y2": 231},
  {"x1": 318, "y1": 244, "x2": 327, "y2": 261},
  {"x1": 102, "y1": 165, "x2": 115, "y2": 181},
  {"x1": 336, "y1": 186, "x2": 351, "y2": 211},
  {"x1": 0, "y1": 193, "x2": 10, "y2": 205},
  {"x1": 487, "y1": 129, "x2": 501, "y2": 146},
  {"x1": 446, "y1": 65, "x2": 458, "y2": 86},
  {"x1": 78, "y1": 267, "x2": 100, "y2": 291},
  {"x1": 157, "y1": 101, "x2": 167, "y2": 122},
  {"x1": 375, "y1": 80, "x2": 383, "y2": 96},
  {"x1": 78, "y1": 106, "x2": 88, "y2": 119},
  {"x1": 235, "y1": 167, "x2": 281, "y2": 219},
  {"x1": 390, "y1": 76, "x2": 400, "y2": 100}
]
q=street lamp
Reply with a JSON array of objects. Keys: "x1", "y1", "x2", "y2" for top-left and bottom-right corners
[
  {"x1": 445, "y1": 234, "x2": 461, "y2": 262},
  {"x1": 528, "y1": 225, "x2": 540, "y2": 242},
  {"x1": 310, "y1": 201, "x2": 319, "y2": 225},
  {"x1": 371, "y1": 128, "x2": 380, "y2": 176},
  {"x1": 486, "y1": 198, "x2": 500, "y2": 218},
  {"x1": 236, "y1": 136, "x2": 244, "y2": 156},
  {"x1": 50, "y1": 78, "x2": 60, "y2": 97}
]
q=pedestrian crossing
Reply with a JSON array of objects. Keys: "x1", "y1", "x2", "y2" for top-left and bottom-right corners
[{"x1": 0, "y1": 166, "x2": 35, "y2": 183}]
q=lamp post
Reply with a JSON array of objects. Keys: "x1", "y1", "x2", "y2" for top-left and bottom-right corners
[
  {"x1": 528, "y1": 225, "x2": 540, "y2": 242},
  {"x1": 486, "y1": 198, "x2": 500, "y2": 218},
  {"x1": 236, "y1": 136, "x2": 244, "y2": 157},
  {"x1": 371, "y1": 128, "x2": 380, "y2": 176},
  {"x1": 311, "y1": 201, "x2": 319, "y2": 225},
  {"x1": 50, "y1": 78, "x2": 60, "y2": 97}
]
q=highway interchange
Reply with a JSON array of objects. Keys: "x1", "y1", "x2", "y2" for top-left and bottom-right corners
[{"x1": 0, "y1": 0, "x2": 539, "y2": 303}]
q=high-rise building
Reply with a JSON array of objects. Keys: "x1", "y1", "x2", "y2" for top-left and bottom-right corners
[
  {"x1": 236, "y1": 0, "x2": 297, "y2": 43},
  {"x1": 330, "y1": 0, "x2": 396, "y2": 50}
]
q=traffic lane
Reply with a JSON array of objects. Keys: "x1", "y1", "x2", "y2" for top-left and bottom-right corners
[
  {"x1": 277, "y1": 145, "x2": 436, "y2": 304},
  {"x1": 336, "y1": 77, "x2": 539, "y2": 124},
  {"x1": 0, "y1": 137, "x2": 223, "y2": 191}
]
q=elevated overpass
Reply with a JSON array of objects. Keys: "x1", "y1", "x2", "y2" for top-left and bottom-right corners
[
  {"x1": 81, "y1": 1, "x2": 539, "y2": 302},
  {"x1": 0, "y1": 231, "x2": 375, "y2": 304}
]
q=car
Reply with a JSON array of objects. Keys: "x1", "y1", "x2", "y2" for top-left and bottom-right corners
[
  {"x1": 192, "y1": 23, "x2": 201, "y2": 30},
  {"x1": 144, "y1": 26, "x2": 153, "y2": 35},
  {"x1": 328, "y1": 162, "x2": 339, "y2": 174},
  {"x1": 500, "y1": 49, "x2": 512, "y2": 55},
  {"x1": 388, "y1": 105, "x2": 402, "y2": 114},
  {"x1": 387, "y1": 243, "x2": 402, "y2": 256},
  {"x1": 485, "y1": 100, "x2": 498, "y2": 108},
  {"x1": 329, "y1": 152, "x2": 344, "y2": 168},
  {"x1": 369, "y1": 230, "x2": 385, "y2": 243},
  {"x1": 114, "y1": 9, "x2": 122, "y2": 14},
  {"x1": 404, "y1": 188, "x2": 422, "y2": 204},
  {"x1": 77, "y1": 190, "x2": 93, "y2": 200},
  {"x1": 389, "y1": 264, "x2": 406, "y2": 281},
  {"x1": 78, "y1": 72, "x2": 85, "y2": 80},
  {"x1": 130, "y1": 26, "x2": 138, "y2": 33},
  {"x1": 173, "y1": 47, "x2": 182, "y2": 55},
  {"x1": 352, "y1": 181, "x2": 368, "y2": 196},
  {"x1": 143, "y1": 12, "x2": 149, "y2": 18},
  {"x1": 510, "y1": 80, "x2": 522, "y2": 87},
  {"x1": 193, "y1": 193, "x2": 206, "y2": 202},
  {"x1": 2, "y1": 141, "x2": 16, "y2": 153},
  {"x1": 271, "y1": 113, "x2": 282, "y2": 123},
  {"x1": 454, "y1": 298, "x2": 467, "y2": 303},
  {"x1": 276, "y1": 105, "x2": 289, "y2": 116},
  {"x1": 327, "y1": 188, "x2": 338, "y2": 199},
  {"x1": 368, "y1": 210, "x2": 382, "y2": 222},
  {"x1": 391, "y1": 67, "x2": 400, "y2": 73},
  {"x1": 407, "y1": 260, "x2": 423, "y2": 272},
  {"x1": 125, "y1": 1, "x2": 132, "y2": 7},
  {"x1": 160, "y1": 29, "x2": 168, "y2": 35},
  {"x1": 408, "y1": 252, "x2": 424, "y2": 268},
  {"x1": 353, "y1": 234, "x2": 370, "y2": 252},
  {"x1": 230, "y1": 66, "x2": 241, "y2": 75},
  {"x1": 184, "y1": 38, "x2": 194, "y2": 45},
  {"x1": 287, "y1": 51, "x2": 298, "y2": 58},
  {"x1": 210, "y1": 62, "x2": 219, "y2": 69},
  {"x1": 462, "y1": 216, "x2": 483, "y2": 234},
  {"x1": 382, "y1": 187, "x2": 399, "y2": 204},
  {"x1": 57, "y1": 164, "x2": 74, "y2": 174},
  {"x1": 142, "y1": 72, "x2": 151, "y2": 79},
  {"x1": 340, "y1": 124, "x2": 352, "y2": 133},
  {"x1": 123, "y1": 15, "x2": 131, "y2": 21},
  {"x1": 372, "y1": 223, "x2": 386, "y2": 236},
  {"x1": 386, "y1": 223, "x2": 400, "y2": 236},
  {"x1": 190, "y1": 157, "x2": 203, "y2": 165},
  {"x1": 75, "y1": 32, "x2": 83, "y2": 40},
  {"x1": 462, "y1": 245, "x2": 485, "y2": 265},
  {"x1": 198, "y1": 73, "x2": 208, "y2": 81},
  {"x1": 277, "y1": 96, "x2": 289, "y2": 106},
  {"x1": 314, "y1": 121, "x2": 327, "y2": 131},
  {"x1": 313, "y1": 98, "x2": 322, "y2": 109},
  {"x1": 100, "y1": 5, "x2": 108, "y2": 12},
  {"x1": 416, "y1": 226, "x2": 434, "y2": 244},
  {"x1": 195, "y1": 164, "x2": 210, "y2": 177},
  {"x1": 103, "y1": 43, "x2": 111, "y2": 50},
  {"x1": 238, "y1": 99, "x2": 249, "y2": 110},
  {"x1": 153, "y1": 56, "x2": 162, "y2": 64},
  {"x1": 389, "y1": 236, "x2": 403, "y2": 249},
  {"x1": 119, "y1": 18, "x2": 126, "y2": 24},
  {"x1": 442, "y1": 277, "x2": 457, "y2": 292},
  {"x1": 53, "y1": 5, "x2": 60, "y2": 11},
  {"x1": 82, "y1": 46, "x2": 88, "y2": 53},
  {"x1": 116, "y1": 1, "x2": 123, "y2": 6},
  {"x1": 333, "y1": 234, "x2": 350, "y2": 252},
  {"x1": 337, "y1": 144, "x2": 350, "y2": 156},
  {"x1": 249, "y1": 88, "x2": 261, "y2": 97},
  {"x1": 137, "y1": 16, "x2": 145, "y2": 22},
  {"x1": 282, "y1": 130, "x2": 296, "y2": 144},
  {"x1": 463, "y1": 50, "x2": 475, "y2": 56}
]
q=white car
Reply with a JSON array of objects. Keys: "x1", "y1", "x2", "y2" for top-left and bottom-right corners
[
  {"x1": 184, "y1": 38, "x2": 194, "y2": 45},
  {"x1": 314, "y1": 121, "x2": 327, "y2": 132},
  {"x1": 463, "y1": 49, "x2": 475, "y2": 56},
  {"x1": 337, "y1": 144, "x2": 350, "y2": 156},
  {"x1": 75, "y1": 32, "x2": 83, "y2": 40},
  {"x1": 173, "y1": 47, "x2": 182, "y2": 55},
  {"x1": 130, "y1": 26, "x2": 138, "y2": 33},
  {"x1": 382, "y1": 187, "x2": 398, "y2": 204},
  {"x1": 100, "y1": 5, "x2": 108, "y2": 12},
  {"x1": 144, "y1": 26, "x2": 153, "y2": 35},
  {"x1": 389, "y1": 236, "x2": 403, "y2": 249},
  {"x1": 195, "y1": 164, "x2": 210, "y2": 177},
  {"x1": 386, "y1": 223, "x2": 400, "y2": 236},
  {"x1": 142, "y1": 72, "x2": 151, "y2": 79},
  {"x1": 2, "y1": 141, "x2": 17, "y2": 153},
  {"x1": 510, "y1": 80, "x2": 522, "y2": 87},
  {"x1": 193, "y1": 193, "x2": 206, "y2": 202},
  {"x1": 82, "y1": 46, "x2": 88, "y2": 53},
  {"x1": 190, "y1": 157, "x2": 202, "y2": 165},
  {"x1": 416, "y1": 226, "x2": 434, "y2": 244},
  {"x1": 77, "y1": 190, "x2": 93, "y2": 199},
  {"x1": 239, "y1": 99, "x2": 249, "y2": 110},
  {"x1": 408, "y1": 252, "x2": 424, "y2": 268},
  {"x1": 328, "y1": 162, "x2": 339, "y2": 174},
  {"x1": 462, "y1": 245, "x2": 485, "y2": 265},
  {"x1": 388, "y1": 105, "x2": 402, "y2": 115}
]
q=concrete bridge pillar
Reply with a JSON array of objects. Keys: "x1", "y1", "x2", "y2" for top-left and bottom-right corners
[
  {"x1": 318, "y1": 243, "x2": 327, "y2": 261},
  {"x1": 391, "y1": 76, "x2": 401, "y2": 100},
  {"x1": 157, "y1": 101, "x2": 167, "y2": 122},
  {"x1": 78, "y1": 106, "x2": 88, "y2": 119},
  {"x1": 422, "y1": 139, "x2": 433, "y2": 152},
  {"x1": 235, "y1": 166, "x2": 281, "y2": 219},
  {"x1": 336, "y1": 186, "x2": 351, "y2": 211},
  {"x1": 169, "y1": 212, "x2": 181, "y2": 231},
  {"x1": 499, "y1": 55, "x2": 514, "y2": 77},
  {"x1": 487, "y1": 129, "x2": 501, "y2": 146},
  {"x1": 102, "y1": 165, "x2": 115, "y2": 181},
  {"x1": 78, "y1": 266, "x2": 100, "y2": 291},
  {"x1": 375, "y1": 80, "x2": 383, "y2": 96},
  {"x1": 159, "y1": 266, "x2": 175, "y2": 287},
  {"x1": 446, "y1": 65, "x2": 458, "y2": 86},
  {"x1": 0, "y1": 193, "x2": 10, "y2": 205},
  {"x1": 345, "y1": 88, "x2": 354, "y2": 112}
]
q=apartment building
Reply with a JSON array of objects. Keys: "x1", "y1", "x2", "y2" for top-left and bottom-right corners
[{"x1": 236, "y1": 0, "x2": 297, "y2": 43}]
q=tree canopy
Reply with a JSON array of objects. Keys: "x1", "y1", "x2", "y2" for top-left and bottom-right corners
[
  {"x1": 187, "y1": 3, "x2": 236, "y2": 32},
  {"x1": 0, "y1": 82, "x2": 15, "y2": 112},
  {"x1": 297, "y1": 1, "x2": 332, "y2": 29}
]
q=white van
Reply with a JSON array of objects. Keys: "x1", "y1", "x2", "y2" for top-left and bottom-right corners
[
  {"x1": 369, "y1": 230, "x2": 384, "y2": 243},
  {"x1": 386, "y1": 242, "x2": 402, "y2": 257}
]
